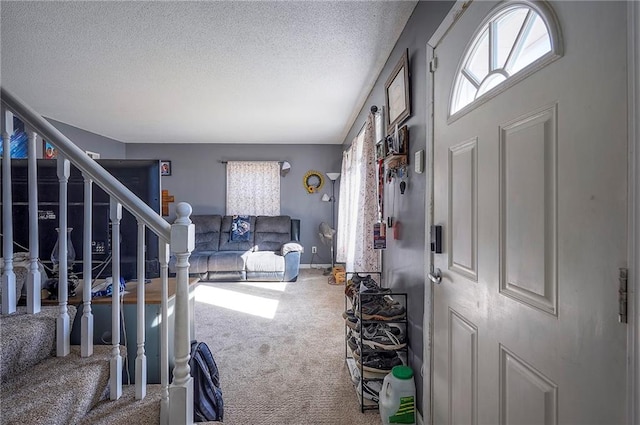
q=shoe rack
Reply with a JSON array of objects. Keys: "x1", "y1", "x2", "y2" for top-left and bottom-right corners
[{"x1": 344, "y1": 271, "x2": 408, "y2": 413}]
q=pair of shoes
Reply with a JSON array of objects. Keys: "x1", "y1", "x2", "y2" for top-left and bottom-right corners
[
  {"x1": 357, "y1": 350, "x2": 403, "y2": 373},
  {"x1": 362, "y1": 323, "x2": 406, "y2": 350},
  {"x1": 357, "y1": 379, "x2": 383, "y2": 403},
  {"x1": 356, "y1": 297, "x2": 406, "y2": 321}
]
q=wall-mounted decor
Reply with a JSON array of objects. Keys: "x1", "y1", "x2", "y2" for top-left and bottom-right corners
[
  {"x1": 303, "y1": 170, "x2": 324, "y2": 193},
  {"x1": 43, "y1": 140, "x2": 57, "y2": 160},
  {"x1": 0, "y1": 117, "x2": 27, "y2": 158},
  {"x1": 85, "y1": 150, "x2": 100, "y2": 159},
  {"x1": 161, "y1": 189, "x2": 175, "y2": 216},
  {"x1": 385, "y1": 49, "x2": 411, "y2": 132},
  {"x1": 160, "y1": 160, "x2": 172, "y2": 176}
]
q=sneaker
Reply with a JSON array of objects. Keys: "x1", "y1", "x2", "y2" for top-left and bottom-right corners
[
  {"x1": 357, "y1": 379, "x2": 383, "y2": 403},
  {"x1": 357, "y1": 351, "x2": 403, "y2": 374},
  {"x1": 347, "y1": 335, "x2": 359, "y2": 352},
  {"x1": 348, "y1": 359, "x2": 361, "y2": 385},
  {"x1": 342, "y1": 310, "x2": 359, "y2": 330},
  {"x1": 356, "y1": 298, "x2": 406, "y2": 321},
  {"x1": 362, "y1": 323, "x2": 406, "y2": 350}
]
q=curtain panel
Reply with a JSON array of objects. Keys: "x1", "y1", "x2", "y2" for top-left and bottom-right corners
[
  {"x1": 226, "y1": 161, "x2": 280, "y2": 216},
  {"x1": 336, "y1": 114, "x2": 380, "y2": 273}
]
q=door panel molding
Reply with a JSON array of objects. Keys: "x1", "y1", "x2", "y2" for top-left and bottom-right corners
[
  {"x1": 499, "y1": 344, "x2": 558, "y2": 425},
  {"x1": 499, "y1": 104, "x2": 558, "y2": 316},
  {"x1": 449, "y1": 308, "x2": 478, "y2": 425},
  {"x1": 448, "y1": 138, "x2": 478, "y2": 281}
]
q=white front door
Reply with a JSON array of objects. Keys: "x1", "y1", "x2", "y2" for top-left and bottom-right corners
[{"x1": 431, "y1": 1, "x2": 628, "y2": 424}]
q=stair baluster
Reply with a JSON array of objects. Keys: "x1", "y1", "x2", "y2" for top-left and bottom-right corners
[
  {"x1": 26, "y1": 129, "x2": 41, "y2": 314},
  {"x1": 109, "y1": 198, "x2": 123, "y2": 400},
  {"x1": 56, "y1": 155, "x2": 71, "y2": 357},
  {"x1": 136, "y1": 220, "x2": 147, "y2": 400},
  {"x1": 159, "y1": 241, "x2": 170, "y2": 425},
  {"x1": 1, "y1": 107, "x2": 16, "y2": 315},
  {"x1": 81, "y1": 172, "x2": 94, "y2": 357}
]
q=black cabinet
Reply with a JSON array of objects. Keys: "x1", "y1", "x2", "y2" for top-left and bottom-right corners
[{"x1": 1, "y1": 159, "x2": 161, "y2": 279}]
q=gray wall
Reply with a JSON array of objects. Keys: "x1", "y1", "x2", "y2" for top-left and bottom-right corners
[
  {"x1": 47, "y1": 118, "x2": 127, "y2": 158},
  {"x1": 126, "y1": 143, "x2": 343, "y2": 265},
  {"x1": 341, "y1": 1, "x2": 453, "y2": 414}
]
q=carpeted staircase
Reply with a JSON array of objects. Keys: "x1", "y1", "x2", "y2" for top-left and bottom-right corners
[{"x1": 0, "y1": 306, "x2": 163, "y2": 424}]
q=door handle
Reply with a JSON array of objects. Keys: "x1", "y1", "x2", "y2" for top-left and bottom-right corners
[{"x1": 428, "y1": 268, "x2": 442, "y2": 284}]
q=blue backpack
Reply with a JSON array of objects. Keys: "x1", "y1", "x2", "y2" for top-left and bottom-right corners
[{"x1": 189, "y1": 340, "x2": 224, "y2": 422}]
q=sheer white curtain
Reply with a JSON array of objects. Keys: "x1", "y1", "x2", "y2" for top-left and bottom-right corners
[
  {"x1": 226, "y1": 161, "x2": 280, "y2": 215},
  {"x1": 336, "y1": 113, "x2": 380, "y2": 272}
]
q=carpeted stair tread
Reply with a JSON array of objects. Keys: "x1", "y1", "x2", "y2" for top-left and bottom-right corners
[
  {"x1": 0, "y1": 344, "x2": 110, "y2": 425},
  {"x1": 0, "y1": 305, "x2": 77, "y2": 383},
  {"x1": 80, "y1": 384, "x2": 224, "y2": 425},
  {"x1": 79, "y1": 383, "x2": 163, "y2": 425}
]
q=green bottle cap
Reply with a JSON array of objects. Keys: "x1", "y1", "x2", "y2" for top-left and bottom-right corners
[{"x1": 392, "y1": 365, "x2": 414, "y2": 380}]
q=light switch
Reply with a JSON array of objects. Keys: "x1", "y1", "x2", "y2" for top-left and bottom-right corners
[{"x1": 415, "y1": 150, "x2": 424, "y2": 174}]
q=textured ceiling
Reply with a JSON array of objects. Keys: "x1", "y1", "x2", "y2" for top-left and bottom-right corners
[{"x1": 1, "y1": 1, "x2": 417, "y2": 144}]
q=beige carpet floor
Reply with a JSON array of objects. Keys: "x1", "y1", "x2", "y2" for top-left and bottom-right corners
[{"x1": 193, "y1": 268, "x2": 382, "y2": 425}]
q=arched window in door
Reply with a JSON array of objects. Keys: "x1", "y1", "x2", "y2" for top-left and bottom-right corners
[{"x1": 450, "y1": 1, "x2": 563, "y2": 117}]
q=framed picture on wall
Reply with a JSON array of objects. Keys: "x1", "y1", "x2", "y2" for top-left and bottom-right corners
[
  {"x1": 43, "y1": 140, "x2": 57, "y2": 159},
  {"x1": 385, "y1": 49, "x2": 411, "y2": 132},
  {"x1": 160, "y1": 160, "x2": 172, "y2": 176}
]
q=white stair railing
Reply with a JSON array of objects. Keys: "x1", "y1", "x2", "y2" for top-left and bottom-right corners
[
  {"x1": 1, "y1": 106, "x2": 16, "y2": 315},
  {"x1": 56, "y1": 155, "x2": 71, "y2": 357},
  {"x1": 109, "y1": 199, "x2": 123, "y2": 400},
  {"x1": 26, "y1": 130, "x2": 41, "y2": 314},
  {"x1": 136, "y1": 220, "x2": 147, "y2": 400},
  {"x1": 81, "y1": 172, "x2": 94, "y2": 358},
  {"x1": 1, "y1": 88, "x2": 194, "y2": 423}
]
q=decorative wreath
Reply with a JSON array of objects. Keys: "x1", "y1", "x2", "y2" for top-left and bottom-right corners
[{"x1": 303, "y1": 170, "x2": 325, "y2": 193}]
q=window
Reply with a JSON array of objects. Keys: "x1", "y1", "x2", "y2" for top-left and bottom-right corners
[
  {"x1": 226, "y1": 161, "x2": 280, "y2": 216},
  {"x1": 450, "y1": 2, "x2": 562, "y2": 116}
]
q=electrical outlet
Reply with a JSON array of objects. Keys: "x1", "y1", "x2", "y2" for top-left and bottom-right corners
[{"x1": 311, "y1": 246, "x2": 317, "y2": 254}]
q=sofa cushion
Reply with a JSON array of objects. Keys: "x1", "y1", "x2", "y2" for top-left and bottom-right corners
[
  {"x1": 219, "y1": 216, "x2": 256, "y2": 251},
  {"x1": 254, "y1": 216, "x2": 291, "y2": 251},
  {"x1": 208, "y1": 251, "x2": 249, "y2": 272},
  {"x1": 245, "y1": 251, "x2": 285, "y2": 273},
  {"x1": 184, "y1": 252, "x2": 213, "y2": 274},
  {"x1": 192, "y1": 215, "x2": 222, "y2": 252}
]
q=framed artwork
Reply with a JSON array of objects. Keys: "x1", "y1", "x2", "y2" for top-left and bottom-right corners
[
  {"x1": 385, "y1": 49, "x2": 411, "y2": 132},
  {"x1": 0, "y1": 117, "x2": 27, "y2": 158},
  {"x1": 43, "y1": 140, "x2": 58, "y2": 160},
  {"x1": 160, "y1": 160, "x2": 172, "y2": 176}
]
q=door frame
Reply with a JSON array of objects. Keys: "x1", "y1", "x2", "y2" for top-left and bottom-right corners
[
  {"x1": 628, "y1": 1, "x2": 640, "y2": 423},
  {"x1": 422, "y1": 1, "x2": 640, "y2": 424}
]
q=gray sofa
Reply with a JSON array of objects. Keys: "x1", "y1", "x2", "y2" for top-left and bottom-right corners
[{"x1": 169, "y1": 215, "x2": 302, "y2": 282}]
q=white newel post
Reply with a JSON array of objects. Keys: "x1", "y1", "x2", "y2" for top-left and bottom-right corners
[
  {"x1": 169, "y1": 202, "x2": 194, "y2": 425},
  {"x1": 159, "y1": 241, "x2": 170, "y2": 425},
  {"x1": 56, "y1": 155, "x2": 71, "y2": 357},
  {"x1": 135, "y1": 221, "x2": 147, "y2": 400},
  {"x1": 26, "y1": 130, "x2": 41, "y2": 314},
  {"x1": 81, "y1": 172, "x2": 93, "y2": 357},
  {"x1": 109, "y1": 199, "x2": 123, "y2": 400},
  {"x1": 1, "y1": 107, "x2": 16, "y2": 315}
]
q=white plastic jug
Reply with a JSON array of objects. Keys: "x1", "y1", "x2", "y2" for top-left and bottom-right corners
[{"x1": 379, "y1": 365, "x2": 416, "y2": 425}]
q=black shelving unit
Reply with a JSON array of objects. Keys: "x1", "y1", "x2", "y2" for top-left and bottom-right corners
[{"x1": 344, "y1": 271, "x2": 408, "y2": 413}]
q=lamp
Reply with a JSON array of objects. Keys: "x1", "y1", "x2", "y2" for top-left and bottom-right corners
[{"x1": 325, "y1": 172, "x2": 340, "y2": 268}]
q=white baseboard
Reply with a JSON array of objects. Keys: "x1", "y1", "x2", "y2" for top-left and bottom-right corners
[{"x1": 299, "y1": 263, "x2": 331, "y2": 269}]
